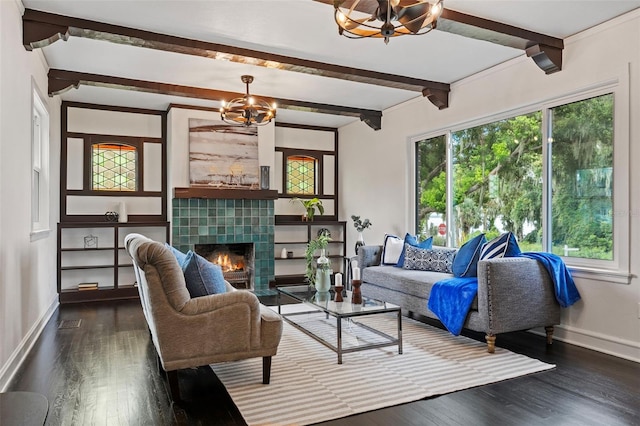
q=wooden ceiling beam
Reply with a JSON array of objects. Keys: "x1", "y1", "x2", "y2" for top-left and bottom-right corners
[
  {"x1": 47, "y1": 69, "x2": 384, "y2": 130},
  {"x1": 24, "y1": 9, "x2": 449, "y2": 109}
]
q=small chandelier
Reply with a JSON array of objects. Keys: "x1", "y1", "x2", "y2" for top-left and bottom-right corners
[
  {"x1": 334, "y1": 0, "x2": 443, "y2": 44},
  {"x1": 220, "y1": 75, "x2": 276, "y2": 126}
]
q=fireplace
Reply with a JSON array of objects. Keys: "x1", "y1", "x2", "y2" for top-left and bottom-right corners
[
  {"x1": 172, "y1": 194, "x2": 275, "y2": 293},
  {"x1": 195, "y1": 243, "x2": 254, "y2": 289}
]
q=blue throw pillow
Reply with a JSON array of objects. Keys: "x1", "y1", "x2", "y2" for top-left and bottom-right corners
[
  {"x1": 452, "y1": 233, "x2": 487, "y2": 278},
  {"x1": 396, "y1": 234, "x2": 433, "y2": 267},
  {"x1": 182, "y1": 251, "x2": 227, "y2": 297},
  {"x1": 165, "y1": 243, "x2": 187, "y2": 267},
  {"x1": 479, "y1": 232, "x2": 521, "y2": 260},
  {"x1": 402, "y1": 245, "x2": 456, "y2": 273}
]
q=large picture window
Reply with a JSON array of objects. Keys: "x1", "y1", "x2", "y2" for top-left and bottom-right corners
[{"x1": 416, "y1": 93, "x2": 614, "y2": 263}]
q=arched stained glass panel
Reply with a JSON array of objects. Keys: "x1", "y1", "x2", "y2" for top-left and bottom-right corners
[
  {"x1": 286, "y1": 155, "x2": 316, "y2": 195},
  {"x1": 92, "y1": 143, "x2": 137, "y2": 191}
]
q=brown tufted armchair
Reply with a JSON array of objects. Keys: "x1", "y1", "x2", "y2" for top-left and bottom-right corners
[{"x1": 125, "y1": 234, "x2": 282, "y2": 401}]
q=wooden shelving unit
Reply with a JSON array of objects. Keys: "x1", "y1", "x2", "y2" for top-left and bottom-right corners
[
  {"x1": 272, "y1": 219, "x2": 346, "y2": 287},
  {"x1": 57, "y1": 221, "x2": 169, "y2": 303}
]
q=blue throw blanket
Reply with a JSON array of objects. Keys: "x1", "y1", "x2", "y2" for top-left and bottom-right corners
[
  {"x1": 427, "y1": 277, "x2": 478, "y2": 335},
  {"x1": 428, "y1": 252, "x2": 581, "y2": 336},
  {"x1": 520, "y1": 252, "x2": 581, "y2": 307}
]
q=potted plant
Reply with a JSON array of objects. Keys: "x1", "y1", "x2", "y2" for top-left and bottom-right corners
[
  {"x1": 305, "y1": 231, "x2": 332, "y2": 291},
  {"x1": 351, "y1": 215, "x2": 372, "y2": 253},
  {"x1": 291, "y1": 197, "x2": 324, "y2": 221}
]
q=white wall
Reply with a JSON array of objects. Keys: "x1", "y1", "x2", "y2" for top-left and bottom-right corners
[
  {"x1": 0, "y1": 0, "x2": 60, "y2": 390},
  {"x1": 167, "y1": 107, "x2": 275, "y2": 193},
  {"x1": 339, "y1": 11, "x2": 640, "y2": 361}
]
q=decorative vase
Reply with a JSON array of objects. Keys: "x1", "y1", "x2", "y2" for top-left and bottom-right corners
[
  {"x1": 355, "y1": 231, "x2": 365, "y2": 254},
  {"x1": 315, "y1": 249, "x2": 331, "y2": 292},
  {"x1": 260, "y1": 165, "x2": 270, "y2": 190},
  {"x1": 118, "y1": 201, "x2": 128, "y2": 223}
]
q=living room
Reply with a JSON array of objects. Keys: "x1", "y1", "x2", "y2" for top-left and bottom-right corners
[{"x1": 1, "y1": 0, "x2": 639, "y2": 424}]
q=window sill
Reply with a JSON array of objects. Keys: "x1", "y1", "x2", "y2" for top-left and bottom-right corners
[
  {"x1": 568, "y1": 266, "x2": 631, "y2": 285},
  {"x1": 30, "y1": 229, "x2": 51, "y2": 242}
]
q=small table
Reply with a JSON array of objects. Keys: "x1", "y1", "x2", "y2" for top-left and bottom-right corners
[{"x1": 277, "y1": 285, "x2": 402, "y2": 364}]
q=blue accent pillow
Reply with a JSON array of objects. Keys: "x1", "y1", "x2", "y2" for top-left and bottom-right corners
[
  {"x1": 182, "y1": 251, "x2": 227, "y2": 297},
  {"x1": 165, "y1": 243, "x2": 187, "y2": 267},
  {"x1": 396, "y1": 234, "x2": 433, "y2": 267},
  {"x1": 452, "y1": 233, "x2": 487, "y2": 278},
  {"x1": 402, "y1": 245, "x2": 456, "y2": 273},
  {"x1": 479, "y1": 232, "x2": 521, "y2": 260}
]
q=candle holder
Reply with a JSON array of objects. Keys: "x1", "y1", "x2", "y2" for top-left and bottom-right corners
[
  {"x1": 334, "y1": 285, "x2": 344, "y2": 302},
  {"x1": 351, "y1": 280, "x2": 362, "y2": 304}
]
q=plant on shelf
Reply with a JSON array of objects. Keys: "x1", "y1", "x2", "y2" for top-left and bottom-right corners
[
  {"x1": 305, "y1": 232, "x2": 332, "y2": 290},
  {"x1": 351, "y1": 215, "x2": 372, "y2": 254},
  {"x1": 291, "y1": 197, "x2": 324, "y2": 221}
]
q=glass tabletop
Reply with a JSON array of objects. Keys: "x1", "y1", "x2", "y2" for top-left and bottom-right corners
[{"x1": 277, "y1": 284, "x2": 400, "y2": 317}]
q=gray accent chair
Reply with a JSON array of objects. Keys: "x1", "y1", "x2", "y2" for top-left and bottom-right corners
[
  {"x1": 357, "y1": 245, "x2": 561, "y2": 353},
  {"x1": 125, "y1": 234, "x2": 282, "y2": 401}
]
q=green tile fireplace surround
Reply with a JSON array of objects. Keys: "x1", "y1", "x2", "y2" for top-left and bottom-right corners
[{"x1": 172, "y1": 198, "x2": 275, "y2": 293}]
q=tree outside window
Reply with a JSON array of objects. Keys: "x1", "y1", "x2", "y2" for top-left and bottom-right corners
[{"x1": 415, "y1": 93, "x2": 613, "y2": 261}]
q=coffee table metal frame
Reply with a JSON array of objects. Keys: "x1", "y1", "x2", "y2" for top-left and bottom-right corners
[{"x1": 276, "y1": 285, "x2": 403, "y2": 364}]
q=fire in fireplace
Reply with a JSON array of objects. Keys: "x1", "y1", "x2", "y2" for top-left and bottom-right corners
[{"x1": 195, "y1": 243, "x2": 254, "y2": 289}]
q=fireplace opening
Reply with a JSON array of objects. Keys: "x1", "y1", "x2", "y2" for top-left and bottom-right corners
[{"x1": 194, "y1": 243, "x2": 254, "y2": 289}]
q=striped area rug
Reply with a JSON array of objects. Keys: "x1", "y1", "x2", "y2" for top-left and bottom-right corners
[{"x1": 211, "y1": 306, "x2": 554, "y2": 426}]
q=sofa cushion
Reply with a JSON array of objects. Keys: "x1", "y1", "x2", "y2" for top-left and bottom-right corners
[
  {"x1": 165, "y1": 243, "x2": 188, "y2": 267},
  {"x1": 452, "y1": 233, "x2": 487, "y2": 278},
  {"x1": 396, "y1": 234, "x2": 433, "y2": 267},
  {"x1": 402, "y1": 245, "x2": 456, "y2": 274},
  {"x1": 182, "y1": 251, "x2": 227, "y2": 297},
  {"x1": 381, "y1": 234, "x2": 404, "y2": 265},
  {"x1": 480, "y1": 232, "x2": 521, "y2": 260},
  {"x1": 362, "y1": 265, "x2": 478, "y2": 310}
]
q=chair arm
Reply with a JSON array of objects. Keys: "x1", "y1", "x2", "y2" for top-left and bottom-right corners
[
  {"x1": 477, "y1": 257, "x2": 561, "y2": 335},
  {"x1": 179, "y1": 289, "x2": 260, "y2": 316},
  {"x1": 356, "y1": 245, "x2": 383, "y2": 270}
]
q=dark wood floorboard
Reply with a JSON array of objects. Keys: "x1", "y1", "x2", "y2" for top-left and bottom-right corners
[{"x1": 8, "y1": 299, "x2": 640, "y2": 425}]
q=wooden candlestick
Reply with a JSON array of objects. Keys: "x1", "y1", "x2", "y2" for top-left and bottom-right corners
[
  {"x1": 351, "y1": 280, "x2": 362, "y2": 304},
  {"x1": 334, "y1": 285, "x2": 344, "y2": 302}
]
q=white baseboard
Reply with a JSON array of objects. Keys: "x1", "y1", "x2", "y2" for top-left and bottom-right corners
[
  {"x1": 0, "y1": 295, "x2": 59, "y2": 392},
  {"x1": 531, "y1": 324, "x2": 640, "y2": 363}
]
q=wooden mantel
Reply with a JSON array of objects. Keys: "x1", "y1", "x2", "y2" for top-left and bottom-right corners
[{"x1": 173, "y1": 187, "x2": 279, "y2": 200}]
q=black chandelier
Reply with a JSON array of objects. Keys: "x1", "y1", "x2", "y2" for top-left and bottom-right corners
[
  {"x1": 220, "y1": 75, "x2": 277, "y2": 126},
  {"x1": 334, "y1": 0, "x2": 443, "y2": 44}
]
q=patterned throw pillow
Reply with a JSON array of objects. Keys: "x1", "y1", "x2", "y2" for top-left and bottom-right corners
[
  {"x1": 396, "y1": 234, "x2": 433, "y2": 267},
  {"x1": 402, "y1": 244, "x2": 457, "y2": 273},
  {"x1": 479, "y1": 232, "x2": 521, "y2": 260}
]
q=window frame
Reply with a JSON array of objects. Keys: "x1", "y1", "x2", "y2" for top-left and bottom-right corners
[
  {"x1": 30, "y1": 82, "x2": 50, "y2": 241},
  {"x1": 411, "y1": 77, "x2": 630, "y2": 283}
]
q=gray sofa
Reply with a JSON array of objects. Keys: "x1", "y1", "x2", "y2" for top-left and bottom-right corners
[{"x1": 357, "y1": 245, "x2": 561, "y2": 352}]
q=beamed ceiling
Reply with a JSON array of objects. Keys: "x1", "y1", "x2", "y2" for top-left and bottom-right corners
[{"x1": 21, "y1": 0, "x2": 640, "y2": 130}]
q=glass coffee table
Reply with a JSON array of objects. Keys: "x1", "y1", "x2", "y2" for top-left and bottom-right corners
[{"x1": 276, "y1": 285, "x2": 402, "y2": 364}]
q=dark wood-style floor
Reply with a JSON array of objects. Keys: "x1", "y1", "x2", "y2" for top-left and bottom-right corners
[{"x1": 8, "y1": 299, "x2": 640, "y2": 425}]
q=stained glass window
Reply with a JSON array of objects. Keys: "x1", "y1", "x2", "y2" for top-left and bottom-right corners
[
  {"x1": 92, "y1": 143, "x2": 137, "y2": 191},
  {"x1": 286, "y1": 155, "x2": 316, "y2": 195}
]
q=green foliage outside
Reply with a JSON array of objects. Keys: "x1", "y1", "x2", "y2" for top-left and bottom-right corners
[{"x1": 416, "y1": 94, "x2": 613, "y2": 260}]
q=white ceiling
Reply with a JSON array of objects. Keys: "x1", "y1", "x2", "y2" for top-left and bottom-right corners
[{"x1": 22, "y1": 0, "x2": 640, "y2": 128}]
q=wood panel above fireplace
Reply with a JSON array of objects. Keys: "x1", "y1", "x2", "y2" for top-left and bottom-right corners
[{"x1": 174, "y1": 187, "x2": 278, "y2": 200}]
